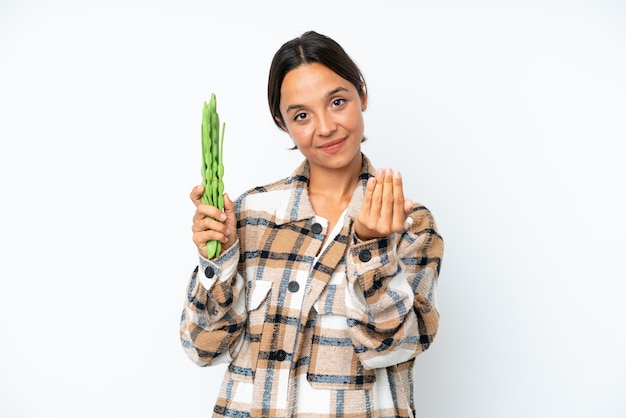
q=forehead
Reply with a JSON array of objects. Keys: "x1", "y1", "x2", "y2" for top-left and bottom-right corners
[{"x1": 280, "y1": 63, "x2": 353, "y2": 102}]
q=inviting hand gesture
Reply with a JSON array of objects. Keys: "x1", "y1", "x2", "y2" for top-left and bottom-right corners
[{"x1": 354, "y1": 168, "x2": 414, "y2": 241}]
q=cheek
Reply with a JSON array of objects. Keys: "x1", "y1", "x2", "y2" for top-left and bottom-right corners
[
  {"x1": 287, "y1": 125, "x2": 313, "y2": 144},
  {"x1": 339, "y1": 104, "x2": 365, "y2": 129},
  {"x1": 343, "y1": 112, "x2": 365, "y2": 132}
]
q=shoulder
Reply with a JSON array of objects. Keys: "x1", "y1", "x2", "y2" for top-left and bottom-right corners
[
  {"x1": 235, "y1": 174, "x2": 295, "y2": 205},
  {"x1": 233, "y1": 174, "x2": 310, "y2": 221},
  {"x1": 235, "y1": 159, "x2": 309, "y2": 208}
]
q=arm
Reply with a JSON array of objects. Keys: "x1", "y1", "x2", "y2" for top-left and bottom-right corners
[
  {"x1": 346, "y1": 206, "x2": 443, "y2": 369},
  {"x1": 179, "y1": 245, "x2": 247, "y2": 366},
  {"x1": 179, "y1": 186, "x2": 245, "y2": 366},
  {"x1": 346, "y1": 168, "x2": 444, "y2": 369}
]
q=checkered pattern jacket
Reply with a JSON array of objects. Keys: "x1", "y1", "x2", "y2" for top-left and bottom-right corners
[{"x1": 180, "y1": 155, "x2": 444, "y2": 417}]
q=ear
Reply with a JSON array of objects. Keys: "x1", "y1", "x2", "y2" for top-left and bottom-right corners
[
  {"x1": 359, "y1": 84, "x2": 368, "y2": 111},
  {"x1": 275, "y1": 115, "x2": 288, "y2": 132}
]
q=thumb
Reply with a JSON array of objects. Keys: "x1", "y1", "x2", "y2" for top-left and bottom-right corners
[
  {"x1": 222, "y1": 193, "x2": 237, "y2": 238},
  {"x1": 190, "y1": 185, "x2": 204, "y2": 207},
  {"x1": 223, "y1": 193, "x2": 235, "y2": 215},
  {"x1": 404, "y1": 199, "x2": 415, "y2": 217}
]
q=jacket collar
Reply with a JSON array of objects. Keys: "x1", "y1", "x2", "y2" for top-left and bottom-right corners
[{"x1": 274, "y1": 153, "x2": 375, "y2": 226}]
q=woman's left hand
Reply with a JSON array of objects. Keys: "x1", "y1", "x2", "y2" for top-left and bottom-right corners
[{"x1": 354, "y1": 168, "x2": 414, "y2": 241}]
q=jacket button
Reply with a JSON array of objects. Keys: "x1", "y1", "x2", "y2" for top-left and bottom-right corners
[
  {"x1": 358, "y1": 249, "x2": 372, "y2": 262},
  {"x1": 204, "y1": 266, "x2": 215, "y2": 278},
  {"x1": 275, "y1": 349, "x2": 287, "y2": 361},
  {"x1": 311, "y1": 223, "x2": 323, "y2": 234},
  {"x1": 288, "y1": 281, "x2": 300, "y2": 292}
]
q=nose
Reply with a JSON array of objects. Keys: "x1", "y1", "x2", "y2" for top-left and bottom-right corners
[{"x1": 316, "y1": 111, "x2": 337, "y2": 137}]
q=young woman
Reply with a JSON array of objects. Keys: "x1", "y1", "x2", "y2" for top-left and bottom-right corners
[{"x1": 180, "y1": 31, "x2": 444, "y2": 417}]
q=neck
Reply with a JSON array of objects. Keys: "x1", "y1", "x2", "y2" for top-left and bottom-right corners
[{"x1": 307, "y1": 155, "x2": 362, "y2": 201}]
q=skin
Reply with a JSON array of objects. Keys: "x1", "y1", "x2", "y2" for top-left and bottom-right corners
[{"x1": 190, "y1": 62, "x2": 414, "y2": 258}]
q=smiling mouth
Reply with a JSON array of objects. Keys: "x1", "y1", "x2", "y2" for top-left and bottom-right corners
[{"x1": 319, "y1": 138, "x2": 345, "y2": 149}]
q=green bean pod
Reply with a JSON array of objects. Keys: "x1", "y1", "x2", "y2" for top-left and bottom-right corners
[
  {"x1": 200, "y1": 93, "x2": 226, "y2": 258},
  {"x1": 201, "y1": 103, "x2": 210, "y2": 205}
]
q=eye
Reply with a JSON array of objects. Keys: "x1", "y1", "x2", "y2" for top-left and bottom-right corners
[
  {"x1": 331, "y1": 98, "x2": 346, "y2": 107},
  {"x1": 293, "y1": 112, "x2": 308, "y2": 121}
]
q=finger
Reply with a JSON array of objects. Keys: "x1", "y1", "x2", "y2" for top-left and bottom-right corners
[
  {"x1": 369, "y1": 168, "x2": 384, "y2": 216},
  {"x1": 192, "y1": 204, "x2": 217, "y2": 223},
  {"x1": 403, "y1": 199, "x2": 415, "y2": 217},
  {"x1": 194, "y1": 239, "x2": 207, "y2": 259},
  {"x1": 190, "y1": 185, "x2": 204, "y2": 208},
  {"x1": 194, "y1": 226, "x2": 228, "y2": 241},
  {"x1": 192, "y1": 229, "x2": 214, "y2": 246},
  {"x1": 222, "y1": 193, "x2": 236, "y2": 240},
  {"x1": 379, "y1": 168, "x2": 395, "y2": 226},
  {"x1": 361, "y1": 175, "x2": 376, "y2": 216},
  {"x1": 391, "y1": 171, "x2": 407, "y2": 230},
  {"x1": 192, "y1": 229, "x2": 227, "y2": 258},
  {"x1": 192, "y1": 218, "x2": 229, "y2": 244},
  {"x1": 223, "y1": 193, "x2": 235, "y2": 219},
  {"x1": 191, "y1": 216, "x2": 220, "y2": 234}
]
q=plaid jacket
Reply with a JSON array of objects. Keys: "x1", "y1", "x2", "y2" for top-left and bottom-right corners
[{"x1": 180, "y1": 155, "x2": 444, "y2": 417}]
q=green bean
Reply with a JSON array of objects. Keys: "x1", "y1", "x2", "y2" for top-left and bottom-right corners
[
  {"x1": 201, "y1": 103, "x2": 211, "y2": 205},
  {"x1": 206, "y1": 240, "x2": 218, "y2": 259},
  {"x1": 211, "y1": 108, "x2": 220, "y2": 206},
  {"x1": 200, "y1": 93, "x2": 226, "y2": 258},
  {"x1": 218, "y1": 122, "x2": 225, "y2": 179}
]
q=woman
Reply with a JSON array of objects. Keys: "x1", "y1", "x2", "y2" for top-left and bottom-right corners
[{"x1": 180, "y1": 31, "x2": 444, "y2": 417}]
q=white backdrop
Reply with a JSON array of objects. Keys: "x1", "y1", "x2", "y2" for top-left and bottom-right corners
[{"x1": 1, "y1": 0, "x2": 625, "y2": 417}]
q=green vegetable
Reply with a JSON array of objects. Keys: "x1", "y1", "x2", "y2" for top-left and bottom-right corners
[{"x1": 200, "y1": 93, "x2": 226, "y2": 258}]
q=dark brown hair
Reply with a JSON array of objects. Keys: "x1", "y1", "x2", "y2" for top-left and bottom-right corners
[{"x1": 267, "y1": 31, "x2": 366, "y2": 130}]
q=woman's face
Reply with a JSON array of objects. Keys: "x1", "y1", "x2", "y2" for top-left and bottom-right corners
[{"x1": 278, "y1": 62, "x2": 367, "y2": 172}]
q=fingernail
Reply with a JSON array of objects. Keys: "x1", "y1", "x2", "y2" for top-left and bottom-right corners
[{"x1": 219, "y1": 213, "x2": 227, "y2": 221}]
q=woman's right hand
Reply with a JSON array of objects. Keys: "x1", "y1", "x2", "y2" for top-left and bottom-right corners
[{"x1": 190, "y1": 185, "x2": 237, "y2": 259}]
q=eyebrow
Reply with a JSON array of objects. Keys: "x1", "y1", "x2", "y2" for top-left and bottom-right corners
[{"x1": 284, "y1": 86, "x2": 350, "y2": 113}]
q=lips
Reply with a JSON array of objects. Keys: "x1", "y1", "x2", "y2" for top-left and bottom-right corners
[{"x1": 319, "y1": 137, "x2": 346, "y2": 150}]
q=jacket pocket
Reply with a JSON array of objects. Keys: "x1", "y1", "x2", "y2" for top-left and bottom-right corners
[
  {"x1": 308, "y1": 284, "x2": 376, "y2": 390},
  {"x1": 228, "y1": 279, "x2": 272, "y2": 382}
]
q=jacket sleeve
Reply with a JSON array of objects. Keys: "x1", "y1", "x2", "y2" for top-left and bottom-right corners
[
  {"x1": 179, "y1": 242, "x2": 247, "y2": 367},
  {"x1": 344, "y1": 205, "x2": 444, "y2": 370}
]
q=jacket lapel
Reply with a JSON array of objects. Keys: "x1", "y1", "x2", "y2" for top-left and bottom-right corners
[
  {"x1": 274, "y1": 155, "x2": 375, "y2": 314},
  {"x1": 300, "y1": 176, "x2": 368, "y2": 315}
]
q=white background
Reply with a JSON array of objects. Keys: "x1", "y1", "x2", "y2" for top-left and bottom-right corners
[{"x1": 1, "y1": 0, "x2": 625, "y2": 417}]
